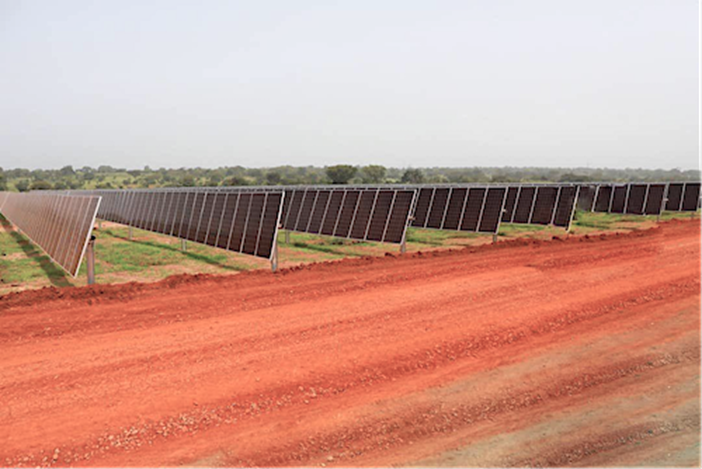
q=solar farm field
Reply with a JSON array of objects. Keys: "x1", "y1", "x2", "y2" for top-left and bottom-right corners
[
  {"x1": 0, "y1": 210, "x2": 694, "y2": 295},
  {"x1": 0, "y1": 216, "x2": 699, "y2": 466}
]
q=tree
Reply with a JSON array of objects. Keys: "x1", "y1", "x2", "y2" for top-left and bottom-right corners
[
  {"x1": 360, "y1": 165, "x2": 386, "y2": 183},
  {"x1": 29, "y1": 180, "x2": 52, "y2": 191},
  {"x1": 265, "y1": 171, "x2": 282, "y2": 185},
  {"x1": 325, "y1": 165, "x2": 357, "y2": 184},
  {"x1": 59, "y1": 165, "x2": 75, "y2": 176},
  {"x1": 222, "y1": 175, "x2": 249, "y2": 186},
  {"x1": 401, "y1": 168, "x2": 425, "y2": 184},
  {"x1": 178, "y1": 175, "x2": 196, "y2": 187},
  {"x1": 15, "y1": 180, "x2": 29, "y2": 192}
]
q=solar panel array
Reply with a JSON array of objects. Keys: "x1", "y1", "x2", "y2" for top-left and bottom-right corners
[
  {"x1": 410, "y1": 186, "x2": 507, "y2": 234},
  {"x1": 500, "y1": 185, "x2": 579, "y2": 228},
  {"x1": 279, "y1": 188, "x2": 416, "y2": 244},
  {"x1": 81, "y1": 189, "x2": 284, "y2": 260},
  {"x1": 582, "y1": 182, "x2": 701, "y2": 215},
  {"x1": 0, "y1": 192, "x2": 101, "y2": 277}
]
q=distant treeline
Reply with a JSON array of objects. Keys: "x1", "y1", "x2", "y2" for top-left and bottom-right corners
[{"x1": 0, "y1": 165, "x2": 699, "y2": 192}]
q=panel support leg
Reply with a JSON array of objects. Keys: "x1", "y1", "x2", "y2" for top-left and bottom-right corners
[
  {"x1": 400, "y1": 239, "x2": 407, "y2": 254},
  {"x1": 492, "y1": 234, "x2": 498, "y2": 243},
  {"x1": 98, "y1": 220, "x2": 102, "y2": 230},
  {"x1": 285, "y1": 230, "x2": 290, "y2": 244},
  {"x1": 271, "y1": 243, "x2": 278, "y2": 272},
  {"x1": 86, "y1": 235, "x2": 96, "y2": 285},
  {"x1": 128, "y1": 226, "x2": 133, "y2": 240},
  {"x1": 181, "y1": 239, "x2": 187, "y2": 252}
]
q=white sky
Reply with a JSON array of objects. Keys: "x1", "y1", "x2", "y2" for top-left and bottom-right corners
[{"x1": 0, "y1": 0, "x2": 698, "y2": 170}]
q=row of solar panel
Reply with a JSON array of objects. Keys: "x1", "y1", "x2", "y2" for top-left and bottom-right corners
[
  {"x1": 280, "y1": 188, "x2": 416, "y2": 243},
  {"x1": 0, "y1": 192, "x2": 101, "y2": 277},
  {"x1": 81, "y1": 190, "x2": 284, "y2": 260},
  {"x1": 68, "y1": 188, "x2": 420, "y2": 248},
  {"x1": 576, "y1": 182, "x2": 701, "y2": 215}
]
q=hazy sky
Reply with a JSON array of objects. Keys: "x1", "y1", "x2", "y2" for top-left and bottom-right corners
[{"x1": 0, "y1": 0, "x2": 698, "y2": 170}]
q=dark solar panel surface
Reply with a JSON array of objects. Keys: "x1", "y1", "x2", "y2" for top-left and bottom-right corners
[
  {"x1": 78, "y1": 189, "x2": 285, "y2": 260},
  {"x1": 682, "y1": 183, "x2": 701, "y2": 211},
  {"x1": 609, "y1": 186, "x2": 627, "y2": 213},
  {"x1": 461, "y1": 188, "x2": 485, "y2": 231},
  {"x1": 501, "y1": 187, "x2": 519, "y2": 222},
  {"x1": 384, "y1": 191, "x2": 414, "y2": 243},
  {"x1": 320, "y1": 191, "x2": 344, "y2": 236},
  {"x1": 593, "y1": 186, "x2": 612, "y2": 212},
  {"x1": 665, "y1": 184, "x2": 683, "y2": 211},
  {"x1": 334, "y1": 190, "x2": 360, "y2": 238},
  {"x1": 576, "y1": 185, "x2": 596, "y2": 211},
  {"x1": 625, "y1": 185, "x2": 647, "y2": 215},
  {"x1": 553, "y1": 186, "x2": 577, "y2": 227},
  {"x1": 307, "y1": 190, "x2": 330, "y2": 234},
  {"x1": 366, "y1": 191, "x2": 394, "y2": 241},
  {"x1": 478, "y1": 188, "x2": 506, "y2": 232},
  {"x1": 284, "y1": 190, "x2": 305, "y2": 230},
  {"x1": 644, "y1": 184, "x2": 665, "y2": 215},
  {"x1": 426, "y1": 188, "x2": 450, "y2": 229},
  {"x1": 295, "y1": 191, "x2": 316, "y2": 232},
  {"x1": 443, "y1": 188, "x2": 467, "y2": 230},
  {"x1": 412, "y1": 188, "x2": 433, "y2": 227},
  {"x1": 512, "y1": 187, "x2": 536, "y2": 223},
  {"x1": 530, "y1": 187, "x2": 558, "y2": 225},
  {"x1": 349, "y1": 191, "x2": 377, "y2": 239}
]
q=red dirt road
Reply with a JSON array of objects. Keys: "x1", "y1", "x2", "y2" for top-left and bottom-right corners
[{"x1": 1, "y1": 220, "x2": 699, "y2": 467}]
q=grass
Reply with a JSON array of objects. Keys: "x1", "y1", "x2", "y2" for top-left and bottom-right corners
[{"x1": 0, "y1": 210, "x2": 697, "y2": 295}]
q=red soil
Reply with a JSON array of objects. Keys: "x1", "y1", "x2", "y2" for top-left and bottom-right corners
[{"x1": 0, "y1": 219, "x2": 699, "y2": 467}]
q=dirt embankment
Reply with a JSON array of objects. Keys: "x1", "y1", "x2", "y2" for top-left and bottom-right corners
[{"x1": 0, "y1": 219, "x2": 699, "y2": 467}]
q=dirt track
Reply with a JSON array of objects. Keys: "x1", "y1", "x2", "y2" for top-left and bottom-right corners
[{"x1": 1, "y1": 220, "x2": 699, "y2": 467}]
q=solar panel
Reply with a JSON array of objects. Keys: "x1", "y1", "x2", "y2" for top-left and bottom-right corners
[
  {"x1": 411, "y1": 188, "x2": 434, "y2": 228},
  {"x1": 402, "y1": 185, "x2": 507, "y2": 234},
  {"x1": 681, "y1": 183, "x2": 701, "y2": 211},
  {"x1": 273, "y1": 187, "x2": 417, "y2": 244},
  {"x1": 478, "y1": 187, "x2": 507, "y2": 232},
  {"x1": 501, "y1": 187, "x2": 519, "y2": 222},
  {"x1": 576, "y1": 185, "x2": 597, "y2": 211},
  {"x1": 643, "y1": 184, "x2": 665, "y2": 215},
  {"x1": 625, "y1": 184, "x2": 647, "y2": 215},
  {"x1": 530, "y1": 187, "x2": 559, "y2": 224},
  {"x1": 460, "y1": 188, "x2": 486, "y2": 231},
  {"x1": 609, "y1": 185, "x2": 627, "y2": 213},
  {"x1": 512, "y1": 187, "x2": 536, "y2": 223},
  {"x1": 0, "y1": 192, "x2": 101, "y2": 277},
  {"x1": 552, "y1": 186, "x2": 578, "y2": 227},
  {"x1": 665, "y1": 183, "x2": 684, "y2": 211},
  {"x1": 593, "y1": 185, "x2": 613, "y2": 212},
  {"x1": 61, "y1": 188, "x2": 285, "y2": 261},
  {"x1": 442, "y1": 188, "x2": 468, "y2": 230}
]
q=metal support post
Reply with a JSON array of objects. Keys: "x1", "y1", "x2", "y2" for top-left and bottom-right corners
[
  {"x1": 86, "y1": 235, "x2": 96, "y2": 285},
  {"x1": 128, "y1": 226, "x2": 133, "y2": 240},
  {"x1": 98, "y1": 220, "x2": 103, "y2": 230},
  {"x1": 285, "y1": 230, "x2": 290, "y2": 244},
  {"x1": 271, "y1": 242, "x2": 278, "y2": 272},
  {"x1": 181, "y1": 239, "x2": 187, "y2": 252},
  {"x1": 492, "y1": 234, "x2": 498, "y2": 243},
  {"x1": 400, "y1": 239, "x2": 407, "y2": 254}
]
